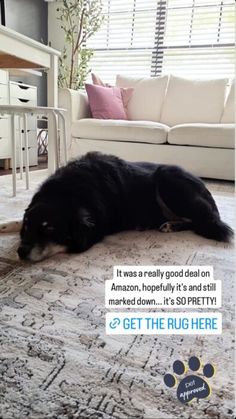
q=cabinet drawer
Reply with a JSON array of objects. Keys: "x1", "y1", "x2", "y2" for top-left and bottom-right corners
[
  {"x1": 0, "y1": 137, "x2": 11, "y2": 158},
  {"x1": 0, "y1": 142, "x2": 38, "y2": 166},
  {"x1": 13, "y1": 146, "x2": 38, "y2": 168},
  {"x1": 0, "y1": 117, "x2": 9, "y2": 138},
  {"x1": 10, "y1": 97, "x2": 37, "y2": 107},
  {"x1": 0, "y1": 96, "x2": 9, "y2": 106},
  {"x1": 10, "y1": 83, "x2": 37, "y2": 101},
  {"x1": 0, "y1": 70, "x2": 8, "y2": 85},
  {"x1": 1, "y1": 145, "x2": 38, "y2": 167},
  {"x1": 17, "y1": 130, "x2": 37, "y2": 148},
  {"x1": 0, "y1": 84, "x2": 9, "y2": 100}
]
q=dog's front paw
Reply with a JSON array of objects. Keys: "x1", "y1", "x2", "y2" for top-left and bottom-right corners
[{"x1": 159, "y1": 222, "x2": 173, "y2": 233}]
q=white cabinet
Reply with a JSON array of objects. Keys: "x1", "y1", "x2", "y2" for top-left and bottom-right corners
[
  {"x1": 0, "y1": 117, "x2": 9, "y2": 138},
  {"x1": 0, "y1": 70, "x2": 38, "y2": 168},
  {"x1": 0, "y1": 84, "x2": 9, "y2": 103},
  {"x1": 14, "y1": 115, "x2": 38, "y2": 167},
  {"x1": 10, "y1": 83, "x2": 37, "y2": 101},
  {"x1": 0, "y1": 69, "x2": 8, "y2": 84},
  {"x1": 10, "y1": 81, "x2": 38, "y2": 167},
  {"x1": 0, "y1": 70, "x2": 10, "y2": 161}
]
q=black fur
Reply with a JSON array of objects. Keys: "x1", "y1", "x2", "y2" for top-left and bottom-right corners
[{"x1": 18, "y1": 152, "x2": 233, "y2": 261}]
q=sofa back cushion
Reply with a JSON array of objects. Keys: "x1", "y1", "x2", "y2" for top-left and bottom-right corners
[
  {"x1": 221, "y1": 80, "x2": 235, "y2": 123},
  {"x1": 116, "y1": 74, "x2": 169, "y2": 122},
  {"x1": 160, "y1": 75, "x2": 228, "y2": 126}
]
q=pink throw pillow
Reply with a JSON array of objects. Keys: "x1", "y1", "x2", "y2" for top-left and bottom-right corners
[
  {"x1": 85, "y1": 83, "x2": 128, "y2": 120},
  {"x1": 91, "y1": 73, "x2": 112, "y2": 87},
  {"x1": 91, "y1": 73, "x2": 133, "y2": 117}
]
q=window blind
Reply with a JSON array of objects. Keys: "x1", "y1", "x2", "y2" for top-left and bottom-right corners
[
  {"x1": 152, "y1": 0, "x2": 235, "y2": 78},
  {"x1": 86, "y1": 0, "x2": 235, "y2": 83}
]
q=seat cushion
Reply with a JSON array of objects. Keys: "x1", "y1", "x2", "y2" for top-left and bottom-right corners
[
  {"x1": 161, "y1": 75, "x2": 228, "y2": 126},
  {"x1": 116, "y1": 74, "x2": 169, "y2": 122},
  {"x1": 221, "y1": 80, "x2": 235, "y2": 123},
  {"x1": 168, "y1": 123, "x2": 235, "y2": 149},
  {"x1": 71, "y1": 119, "x2": 169, "y2": 144}
]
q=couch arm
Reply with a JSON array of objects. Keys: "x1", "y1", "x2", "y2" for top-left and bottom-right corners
[
  {"x1": 59, "y1": 88, "x2": 90, "y2": 154},
  {"x1": 59, "y1": 88, "x2": 90, "y2": 121}
]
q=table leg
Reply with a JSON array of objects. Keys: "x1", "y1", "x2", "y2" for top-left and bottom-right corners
[
  {"x1": 23, "y1": 113, "x2": 30, "y2": 189},
  {"x1": 10, "y1": 114, "x2": 17, "y2": 197},
  {"x1": 52, "y1": 111, "x2": 59, "y2": 169},
  {"x1": 47, "y1": 54, "x2": 58, "y2": 174},
  {"x1": 18, "y1": 116, "x2": 23, "y2": 180},
  {"x1": 58, "y1": 111, "x2": 68, "y2": 165}
]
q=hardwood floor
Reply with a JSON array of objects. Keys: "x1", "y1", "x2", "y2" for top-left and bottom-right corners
[{"x1": 0, "y1": 156, "x2": 47, "y2": 176}]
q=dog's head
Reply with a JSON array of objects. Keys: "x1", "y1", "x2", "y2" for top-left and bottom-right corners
[
  {"x1": 17, "y1": 202, "x2": 69, "y2": 262},
  {"x1": 17, "y1": 201, "x2": 96, "y2": 262}
]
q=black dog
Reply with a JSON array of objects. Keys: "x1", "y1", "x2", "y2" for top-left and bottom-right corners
[{"x1": 18, "y1": 152, "x2": 233, "y2": 262}]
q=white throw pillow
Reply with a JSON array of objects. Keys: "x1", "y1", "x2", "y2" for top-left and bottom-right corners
[
  {"x1": 160, "y1": 75, "x2": 228, "y2": 126},
  {"x1": 221, "y1": 80, "x2": 235, "y2": 123},
  {"x1": 116, "y1": 74, "x2": 169, "y2": 122}
]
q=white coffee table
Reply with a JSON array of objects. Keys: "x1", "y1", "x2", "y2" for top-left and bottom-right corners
[
  {"x1": 0, "y1": 25, "x2": 61, "y2": 174},
  {"x1": 0, "y1": 105, "x2": 67, "y2": 196}
]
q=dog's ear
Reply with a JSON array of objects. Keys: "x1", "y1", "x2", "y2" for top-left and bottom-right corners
[
  {"x1": 78, "y1": 208, "x2": 95, "y2": 228},
  {"x1": 69, "y1": 208, "x2": 96, "y2": 253}
]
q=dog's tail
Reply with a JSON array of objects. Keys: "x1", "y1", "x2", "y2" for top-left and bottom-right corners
[
  {"x1": 193, "y1": 217, "x2": 233, "y2": 242},
  {"x1": 0, "y1": 220, "x2": 22, "y2": 233}
]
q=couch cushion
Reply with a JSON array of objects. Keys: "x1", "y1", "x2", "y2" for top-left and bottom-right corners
[
  {"x1": 116, "y1": 74, "x2": 169, "y2": 122},
  {"x1": 161, "y1": 75, "x2": 228, "y2": 126},
  {"x1": 221, "y1": 80, "x2": 235, "y2": 123},
  {"x1": 71, "y1": 118, "x2": 169, "y2": 144},
  {"x1": 168, "y1": 124, "x2": 235, "y2": 149},
  {"x1": 116, "y1": 74, "x2": 143, "y2": 88}
]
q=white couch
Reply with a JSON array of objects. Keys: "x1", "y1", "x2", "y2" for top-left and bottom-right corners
[{"x1": 59, "y1": 74, "x2": 235, "y2": 180}]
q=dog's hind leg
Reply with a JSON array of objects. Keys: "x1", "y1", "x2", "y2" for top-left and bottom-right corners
[
  {"x1": 0, "y1": 220, "x2": 22, "y2": 233},
  {"x1": 159, "y1": 220, "x2": 192, "y2": 233},
  {"x1": 154, "y1": 165, "x2": 233, "y2": 242}
]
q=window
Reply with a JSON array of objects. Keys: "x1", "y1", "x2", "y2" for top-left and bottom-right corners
[
  {"x1": 153, "y1": 0, "x2": 235, "y2": 78},
  {"x1": 87, "y1": 0, "x2": 235, "y2": 83},
  {"x1": 87, "y1": 0, "x2": 161, "y2": 83}
]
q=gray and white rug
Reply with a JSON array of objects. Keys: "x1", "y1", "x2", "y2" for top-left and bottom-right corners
[{"x1": 0, "y1": 171, "x2": 234, "y2": 419}]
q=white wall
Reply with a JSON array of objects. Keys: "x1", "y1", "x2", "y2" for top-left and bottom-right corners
[{"x1": 6, "y1": 0, "x2": 48, "y2": 105}]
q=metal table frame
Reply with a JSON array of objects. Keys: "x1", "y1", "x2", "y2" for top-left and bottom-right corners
[{"x1": 0, "y1": 105, "x2": 67, "y2": 196}]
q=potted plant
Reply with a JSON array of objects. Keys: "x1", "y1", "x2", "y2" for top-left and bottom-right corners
[{"x1": 57, "y1": 0, "x2": 104, "y2": 90}]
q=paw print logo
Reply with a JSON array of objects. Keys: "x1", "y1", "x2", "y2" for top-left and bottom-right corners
[{"x1": 164, "y1": 356, "x2": 215, "y2": 404}]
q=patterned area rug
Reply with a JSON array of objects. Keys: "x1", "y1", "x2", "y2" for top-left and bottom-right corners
[
  {"x1": 0, "y1": 171, "x2": 235, "y2": 419},
  {"x1": 0, "y1": 170, "x2": 48, "y2": 223}
]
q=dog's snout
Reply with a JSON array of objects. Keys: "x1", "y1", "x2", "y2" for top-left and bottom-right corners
[{"x1": 17, "y1": 245, "x2": 31, "y2": 260}]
